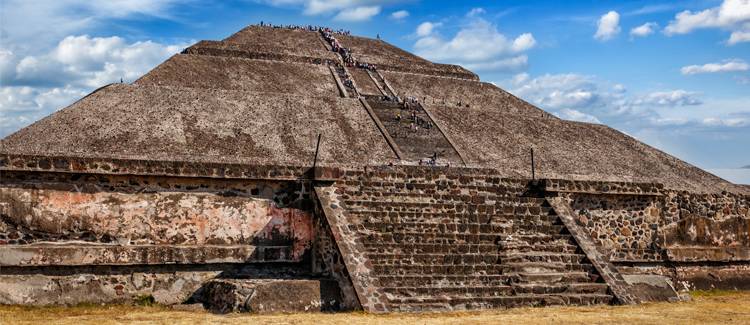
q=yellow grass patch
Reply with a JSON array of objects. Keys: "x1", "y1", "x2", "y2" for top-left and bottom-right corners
[{"x1": 1, "y1": 291, "x2": 749, "y2": 325}]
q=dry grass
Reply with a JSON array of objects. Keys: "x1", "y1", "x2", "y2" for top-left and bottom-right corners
[{"x1": 1, "y1": 291, "x2": 749, "y2": 325}]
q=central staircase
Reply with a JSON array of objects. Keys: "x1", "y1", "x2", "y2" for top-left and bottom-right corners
[
  {"x1": 365, "y1": 97, "x2": 462, "y2": 165},
  {"x1": 316, "y1": 170, "x2": 616, "y2": 312}
]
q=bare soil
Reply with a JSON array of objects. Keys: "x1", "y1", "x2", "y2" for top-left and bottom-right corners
[{"x1": 1, "y1": 291, "x2": 749, "y2": 325}]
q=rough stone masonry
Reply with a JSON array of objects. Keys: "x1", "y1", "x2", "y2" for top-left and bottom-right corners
[{"x1": 0, "y1": 24, "x2": 748, "y2": 313}]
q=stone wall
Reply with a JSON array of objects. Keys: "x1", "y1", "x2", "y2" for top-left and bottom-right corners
[
  {"x1": 548, "y1": 179, "x2": 750, "y2": 264},
  {"x1": 0, "y1": 171, "x2": 312, "y2": 253},
  {"x1": 566, "y1": 194, "x2": 662, "y2": 262},
  {"x1": 0, "y1": 168, "x2": 323, "y2": 305}
]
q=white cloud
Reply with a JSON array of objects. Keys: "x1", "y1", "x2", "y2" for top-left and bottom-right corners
[
  {"x1": 0, "y1": 86, "x2": 87, "y2": 137},
  {"x1": 7, "y1": 35, "x2": 185, "y2": 88},
  {"x1": 333, "y1": 5, "x2": 381, "y2": 21},
  {"x1": 463, "y1": 55, "x2": 528, "y2": 72},
  {"x1": 509, "y1": 74, "x2": 705, "y2": 124},
  {"x1": 512, "y1": 74, "x2": 608, "y2": 111},
  {"x1": 507, "y1": 72, "x2": 750, "y2": 175},
  {"x1": 595, "y1": 11, "x2": 621, "y2": 41},
  {"x1": 413, "y1": 15, "x2": 535, "y2": 72},
  {"x1": 630, "y1": 22, "x2": 658, "y2": 37},
  {"x1": 1, "y1": 0, "x2": 187, "y2": 52},
  {"x1": 681, "y1": 59, "x2": 750, "y2": 75},
  {"x1": 664, "y1": 0, "x2": 750, "y2": 44},
  {"x1": 0, "y1": 35, "x2": 185, "y2": 136},
  {"x1": 467, "y1": 8, "x2": 486, "y2": 17},
  {"x1": 634, "y1": 90, "x2": 703, "y2": 106},
  {"x1": 512, "y1": 33, "x2": 536, "y2": 52},
  {"x1": 702, "y1": 117, "x2": 749, "y2": 127},
  {"x1": 416, "y1": 22, "x2": 440, "y2": 37},
  {"x1": 390, "y1": 10, "x2": 409, "y2": 19},
  {"x1": 557, "y1": 108, "x2": 602, "y2": 124},
  {"x1": 258, "y1": 0, "x2": 404, "y2": 20},
  {"x1": 728, "y1": 30, "x2": 750, "y2": 44}
]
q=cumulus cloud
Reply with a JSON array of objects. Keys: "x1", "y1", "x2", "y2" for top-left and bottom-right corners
[
  {"x1": 416, "y1": 22, "x2": 440, "y2": 37},
  {"x1": 681, "y1": 59, "x2": 750, "y2": 75},
  {"x1": 413, "y1": 15, "x2": 535, "y2": 72},
  {"x1": 702, "y1": 117, "x2": 749, "y2": 127},
  {"x1": 630, "y1": 22, "x2": 658, "y2": 38},
  {"x1": 0, "y1": 35, "x2": 185, "y2": 136},
  {"x1": 512, "y1": 74, "x2": 610, "y2": 111},
  {"x1": 5, "y1": 35, "x2": 185, "y2": 88},
  {"x1": 595, "y1": 11, "x2": 621, "y2": 41},
  {"x1": 1, "y1": 0, "x2": 188, "y2": 52},
  {"x1": 510, "y1": 73, "x2": 709, "y2": 125},
  {"x1": 390, "y1": 10, "x2": 409, "y2": 19},
  {"x1": 467, "y1": 8, "x2": 486, "y2": 17},
  {"x1": 728, "y1": 30, "x2": 750, "y2": 44},
  {"x1": 0, "y1": 86, "x2": 88, "y2": 137},
  {"x1": 333, "y1": 5, "x2": 381, "y2": 21},
  {"x1": 463, "y1": 56, "x2": 528, "y2": 72},
  {"x1": 664, "y1": 0, "x2": 750, "y2": 45},
  {"x1": 557, "y1": 108, "x2": 602, "y2": 124},
  {"x1": 507, "y1": 71, "x2": 750, "y2": 176},
  {"x1": 259, "y1": 0, "x2": 402, "y2": 20},
  {"x1": 634, "y1": 90, "x2": 703, "y2": 106}
]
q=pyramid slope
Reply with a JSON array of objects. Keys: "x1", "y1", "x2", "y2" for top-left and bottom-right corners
[
  {"x1": 384, "y1": 71, "x2": 551, "y2": 117},
  {"x1": 135, "y1": 54, "x2": 339, "y2": 97},
  {"x1": 0, "y1": 84, "x2": 396, "y2": 166},
  {"x1": 428, "y1": 103, "x2": 743, "y2": 193},
  {"x1": 223, "y1": 26, "x2": 332, "y2": 60}
]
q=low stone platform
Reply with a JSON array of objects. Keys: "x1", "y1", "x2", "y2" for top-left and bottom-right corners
[{"x1": 199, "y1": 279, "x2": 342, "y2": 313}]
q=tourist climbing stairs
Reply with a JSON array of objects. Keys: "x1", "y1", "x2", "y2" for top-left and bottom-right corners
[
  {"x1": 333, "y1": 65, "x2": 358, "y2": 97},
  {"x1": 316, "y1": 170, "x2": 615, "y2": 312},
  {"x1": 367, "y1": 70, "x2": 397, "y2": 98},
  {"x1": 364, "y1": 97, "x2": 462, "y2": 165}
]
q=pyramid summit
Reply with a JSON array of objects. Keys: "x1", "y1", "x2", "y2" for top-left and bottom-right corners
[{"x1": 0, "y1": 24, "x2": 748, "y2": 312}]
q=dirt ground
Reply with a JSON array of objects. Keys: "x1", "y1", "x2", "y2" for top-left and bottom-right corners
[{"x1": 1, "y1": 291, "x2": 749, "y2": 325}]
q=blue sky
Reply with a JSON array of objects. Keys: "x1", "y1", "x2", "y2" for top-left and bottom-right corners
[{"x1": 1, "y1": 0, "x2": 749, "y2": 183}]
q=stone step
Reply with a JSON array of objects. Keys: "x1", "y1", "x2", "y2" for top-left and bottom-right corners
[
  {"x1": 341, "y1": 186, "x2": 532, "y2": 198},
  {"x1": 366, "y1": 252, "x2": 588, "y2": 266},
  {"x1": 357, "y1": 221, "x2": 566, "y2": 236},
  {"x1": 342, "y1": 189, "x2": 541, "y2": 203},
  {"x1": 349, "y1": 209, "x2": 559, "y2": 220},
  {"x1": 339, "y1": 177, "x2": 527, "y2": 189},
  {"x1": 356, "y1": 231, "x2": 575, "y2": 246},
  {"x1": 377, "y1": 274, "x2": 514, "y2": 287},
  {"x1": 342, "y1": 200, "x2": 549, "y2": 215},
  {"x1": 501, "y1": 261, "x2": 594, "y2": 273},
  {"x1": 365, "y1": 243, "x2": 504, "y2": 254},
  {"x1": 364, "y1": 242, "x2": 582, "y2": 255},
  {"x1": 347, "y1": 210, "x2": 561, "y2": 225},
  {"x1": 385, "y1": 293, "x2": 614, "y2": 311},
  {"x1": 512, "y1": 271, "x2": 596, "y2": 284},
  {"x1": 371, "y1": 263, "x2": 595, "y2": 276},
  {"x1": 368, "y1": 255, "x2": 594, "y2": 274},
  {"x1": 338, "y1": 182, "x2": 529, "y2": 196},
  {"x1": 340, "y1": 186, "x2": 537, "y2": 201},
  {"x1": 380, "y1": 282, "x2": 609, "y2": 299},
  {"x1": 511, "y1": 283, "x2": 610, "y2": 295},
  {"x1": 498, "y1": 251, "x2": 588, "y2": 264},
  {"x1": 382, "y1": 285, "x2": 514, "y2": 297}
]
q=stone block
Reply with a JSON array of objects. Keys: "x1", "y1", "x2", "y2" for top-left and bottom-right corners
[{"x1": 200, "y1": 279, "x2": 342, "y2": 314}]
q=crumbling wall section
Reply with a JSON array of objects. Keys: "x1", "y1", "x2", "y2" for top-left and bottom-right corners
[{"x1": 0, "y1": 171, "x2": 313, "y2": 255}]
